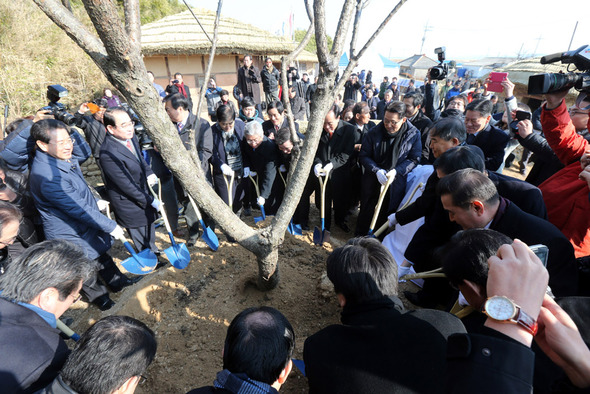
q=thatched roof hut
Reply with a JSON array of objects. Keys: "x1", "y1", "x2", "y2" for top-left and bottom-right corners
[{"x1": 141, "y1": 8, "x2": 318, "y2": 92}]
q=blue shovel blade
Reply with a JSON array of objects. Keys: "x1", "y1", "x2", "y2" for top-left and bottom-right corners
[
  {"x1": 163, "y1": 243, "x2": 191, "y2": 269},
  {"x1": 121, "y1": 252, "x2": 158, "y2": 275},
  {"x1": 202, "y1": 225, "x2": 219, "y2": 251}
]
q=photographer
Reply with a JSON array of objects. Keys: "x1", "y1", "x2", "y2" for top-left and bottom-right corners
[
  {"x1": 538, "y1": 89, "x2": 590, "y2": 259},
  {"x1": 74, "y1": 98, "x2": 108, "y2": 159},
  {"x1": 343, "y1": 73, "x2": 362, "y2": 102}
]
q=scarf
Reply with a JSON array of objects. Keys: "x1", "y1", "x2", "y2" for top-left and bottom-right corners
[
  {"x1": 176, "y1": 82, "x2": 188, "y2": 98},
  {"x1": 377, "y1": 121, "x2": 408, "y2": 171},
  {"x1": 213, "y1": 369, "x2": 278, "y2": 394},
  {"x1": 223, "y1": 131, "x2": 243, "y2": 174}
]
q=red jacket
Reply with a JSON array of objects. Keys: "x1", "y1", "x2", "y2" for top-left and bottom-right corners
[{"x1": 539, "y1": 100, "x2": 590, "y2": 257}]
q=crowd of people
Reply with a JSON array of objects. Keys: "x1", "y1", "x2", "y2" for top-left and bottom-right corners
[{"x1": 0, "y1": 51, "x2": 590, "y2": 393}]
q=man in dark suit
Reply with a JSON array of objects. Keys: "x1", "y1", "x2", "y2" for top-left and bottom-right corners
[
  {"x1": 161, "y1": 93, "x2": 213, "y2": 245},
  {"x1": 261, "y1": 100, "x2": 299, "y2": 140},
  {"x1": 403, "y1": 91, "x2": 433, "y2": 158},
  {"x1": 303, "y1": 237, "x2": 465, "y2": 394},
  {"x1": 438, "y1": 169, "x2": 578, "y2": 297},
  {"x1": 236, "y1": 54, "x2": 261, "y2": 110},
  {"x1": 311, "y1": 105, "x2": 356, "y2": 231},
  {"x1": 464, "y1": 99, "x2": 510, "y2": 171},
  {"x1": 241, "y1": 122, "x2": 280, "y2": 215},
  {"x1": 356, "y1": 101, "x2": 421, "y2": 235},
  {"x1": 211, "y1": 105, "x2": 247, "y2": 213},
  {"x1": 100, "y1": 107, "x2": 159, "y2": 255},
  {"x1": 376, "y1": 89, "x2": 393, "y2": 120}
]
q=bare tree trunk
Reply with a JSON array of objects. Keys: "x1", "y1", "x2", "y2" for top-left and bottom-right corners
[{"x1": 31, "y1": 0, "x2": 408, "y2": 291}]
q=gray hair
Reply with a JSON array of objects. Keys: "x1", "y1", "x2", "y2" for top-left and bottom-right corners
[
  {"x1": 0, "y1": 239, "x2": 96, "y2": 303},
  {"x1": 244, "y1": 121, "x2": 264, "y2": 138}
]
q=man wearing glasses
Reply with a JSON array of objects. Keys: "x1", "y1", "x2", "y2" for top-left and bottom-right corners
[
  {"x1": 29, "y1": 119, "x2": 133, "y2": 311},
  {"x1": 0, "y1": 240, "x2": 94, "y2": 393},
  {"x1": 100, "y1": 107, "x2": 160, "y2": 259}
]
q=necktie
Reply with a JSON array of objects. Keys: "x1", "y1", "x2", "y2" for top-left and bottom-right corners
[
  {"x1": 177, "y1": 122, "x2": 184, "y2": 132},
  {"x1": 126, "y1": 140, "x2": 134, "y2": 152}
]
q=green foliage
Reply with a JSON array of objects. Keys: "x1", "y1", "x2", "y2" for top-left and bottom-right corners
[
  {"x1": 0, "y1": 1, "x2": 108, "y2": 119},
  {"x1": 295, "y1": 28, "x2": 333, "y2": 54}
]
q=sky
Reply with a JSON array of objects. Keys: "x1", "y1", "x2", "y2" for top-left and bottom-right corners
[{"x1": 187, "y1": 0, "x2": 589, "y2": 64}]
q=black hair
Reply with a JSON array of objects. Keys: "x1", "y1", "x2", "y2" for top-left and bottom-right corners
[
  {"x1": 0, "y1": 239, "x2": 95, "y2": 303},
  {"x1": 436, "y1": 168, "x2": 499, "y2": 209},
  {"x1": 465, "y1": 98, "x2": 493, "y2": 117},
  {"x1": 220, "y1": 89, "x2": 229, "y2": 96},
  {"x1": 241, "y1": 96, "x2": 257, "y2": 109},
  {"x1": 385, "y1": 101, "x2": 406, "y2": 117},
  {"x1": 439, "y1": 229, "x2": 512, "y2": 289},
  {"x1": 352, "y1": 101, "x2": 369, "y2": 117},
  {"x1": 434, "y1": 145, "x2": 485, "y2": 175},
  {"x1": 31, "y1": 119, "x2": 69, "y2": 144},
  {"x1": 326, "y1": 237, "x2": 398, "y2": 304},
  {"x1": 446, "y1": 95, "x2": 468, "y2": 110},
  {"x1": 217, "y1": 103, "x2": 235, "y2": 123},
  {"x1": 4, "y1": 119, "x2": 28, "y2": 135},
  {"x1": 163, "y1": 93, "x2": 190, "y2": 111},
  {"x1": 328, "y1": 103, "x2": 341, "y2": 119},
  {"x1": 429, "y1": 117, "x2": 466, "y2": 144},
  {"x1": 403, "y1": 91, "x2": 424, "y2": 108},
  {"x1": 275, "y1": 127, "x2": 292, "y2": 146},
  {"x1": 61, "y1": 316, "x2": 157, "y2": 394},
  {"x1": 223, "y1": 307, "x2": 295, "y2": 384},
  {"x1": 267, "y1": 100, "x2": 284, "y2": 115},
  {"x1": 102, "y1": 107, "x2": 129, "y2": 129}
]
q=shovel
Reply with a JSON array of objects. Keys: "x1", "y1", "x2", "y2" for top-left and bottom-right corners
[
  {"x1": 367, "y1": 169, "x2": 396, "y2": 236},
  {"x1": 149, "y1": 181, "x2": 191, "y2": 269},
  {"x1": 278, "y1": 171, "x2": 302, "y2": 235},
  {"x1": 249, "y1": 174, "x2": 266, "y2": 223},
  {"x1": 187, "y1": 193, "x2": 219, "y2": 251},
  {"x1": 367, "y1": 182, "x2": 425, "y2": 239},
  {"x1": 313, "y1": 167, "x2": 331, "y2": 245},
  {"x1": 222, "y1": 171, "x2": 235, "y2": 211},
  {"x1": 106, "y1": 204, "x2": 158, "y2": 275}
]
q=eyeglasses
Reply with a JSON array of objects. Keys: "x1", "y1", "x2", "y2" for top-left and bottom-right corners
[
  {"x1": 0, "y1": 236, "x2": 17, "y2": 247},
  {"x1": 118, "y1": 121, "x2": 136, "y2": 128},
  {"x1": 69, "y1": 293, "x2": 82, "y2": 303},
  {"x1": 569, "y1": 108, "x2": 590, "y2": 116},
  {"x1": 383, "y1": 118, "x2": 404, "y2": 126},
  {"x1": 246, "y1": 137, "x2": 261, "y2": 145},
  {"x1": 49, "y1": 137, "x2": 76, "y2": 147}
]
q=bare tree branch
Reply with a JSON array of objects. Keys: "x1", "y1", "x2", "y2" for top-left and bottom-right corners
[
  {"x1": 329, "y1": 0, "x2": 356, "y2": 60},
  {"x1": 187, "y1": 0, "x2": 223, "y2": 168},
  {"x1": 313, "y1": 0, "x2": 330, "y2": 68},
  {"x1": 349, "y1": 0, "x2": 363, "y2": 58},
  {"x1": 183, "y1": 0, "x2": 213, "y2": 44},
  {"x1": 304, "y1": 0, "x2": 313, "y2": 22},
  {"x1": 124, "y1": 0, "x2": 141, "y2": 48},
  {"x1": 31, "y1": 0, "x2": 108, "y2": 67}
]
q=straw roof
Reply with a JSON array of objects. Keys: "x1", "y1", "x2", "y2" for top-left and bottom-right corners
[{"x1": 141, "y1": 8, "x2": 314, "y2": 60}]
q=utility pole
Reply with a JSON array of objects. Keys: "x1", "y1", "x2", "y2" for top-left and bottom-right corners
[{"x1": 419, "y1": 21, "x2": 432, "y2": 55}]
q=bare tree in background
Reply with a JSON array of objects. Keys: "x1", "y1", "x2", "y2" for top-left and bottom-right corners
[{"x1": 31, "y1": 0, "x2": 407, "y2": 290}]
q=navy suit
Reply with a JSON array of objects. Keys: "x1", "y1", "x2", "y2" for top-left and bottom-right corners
[
  {"x1": 467, "y1": 123, "x2": 510, "y2": 172},
  {"x1": 99, "y1": 134, "x2": 157, "y2": 252},
  {"x1": 211, "y1": 119, "x2": 247, "y2": 212}
]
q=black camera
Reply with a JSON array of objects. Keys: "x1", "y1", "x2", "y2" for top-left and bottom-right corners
[
  {"x1": 39, "y1": 85, "x2": 76, "y2": 125},
  {"x1": 121, "y1": 103, "x2": 151, "y2": 150},
  {"x1": 430, "y1": 47, "x2": 449, "y2": 80},
  {"x1": 528, "y1": 45, "x2": 590, "y2": 95}
]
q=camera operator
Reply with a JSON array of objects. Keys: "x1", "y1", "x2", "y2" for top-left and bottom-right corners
[
  {"x1": 538, "y1": 88, "x2": 590, "y2": 260},
  {"x1": 74, "y1": 98, "x2": 108, "y2": 159}
]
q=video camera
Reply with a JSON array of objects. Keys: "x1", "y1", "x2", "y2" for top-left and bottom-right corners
[
  {"x1": 39, "y1": 84, "x2": 76, "y2": 125},
  {"x1": 528, "y1": 45, "x2": 590, "y2": 95},
  {"x1": 430, "y1": 47, "x2": 450, "y2": 80}
]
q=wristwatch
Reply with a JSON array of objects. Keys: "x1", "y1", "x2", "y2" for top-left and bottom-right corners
[{"x1": 482, "y1": 296, "x2": 538, "y2": 336}]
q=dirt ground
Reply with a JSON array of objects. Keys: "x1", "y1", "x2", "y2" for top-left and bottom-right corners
[
  {"x1": 65, "y1": 159, "x2": 527, "y2": 393},
  {"x1": 64, "y1": 201, "x2": 423, "y2": 393}
]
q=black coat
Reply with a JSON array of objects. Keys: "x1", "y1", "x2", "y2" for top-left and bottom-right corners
[
  {"x1": 0, "y1": 298, "x2": 70, "y2": 393},
  {"x1": 467, "y1": 123, "x2": 510, "y2": 171},
  {"x1": 73, "y1": 113, "x2": 106, "y2": 159},
  {"x1": 237, "y1": 65, "x2": 261, "y2": 104},
  {"x1": 260, "y1": 65, "x2": 280, "y2": 93},
  {"x1": 99, "y1": 134, "x2": 156, "y2": 229},
  {"x1": 313, "y1": 120, "x2": 356, "y2": 173},
  {"x1": 177, "y1": 113, "x2": 213, "y2": 181},
  {"x1": 241, "y1": 136, "x2": 279, "y2": 199},
  {"x1": 303, "y1": 297, "x2": 465, "y2": 394},
  {"x1": 261, "y1": 118, "x2": 299, "y2": 140},
  {"x1": 376, "y1": 99, "x2": 391, "y2": 120},
  {"x1": 490, "y1": 199, "x2": 578, "y2": 297}
]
